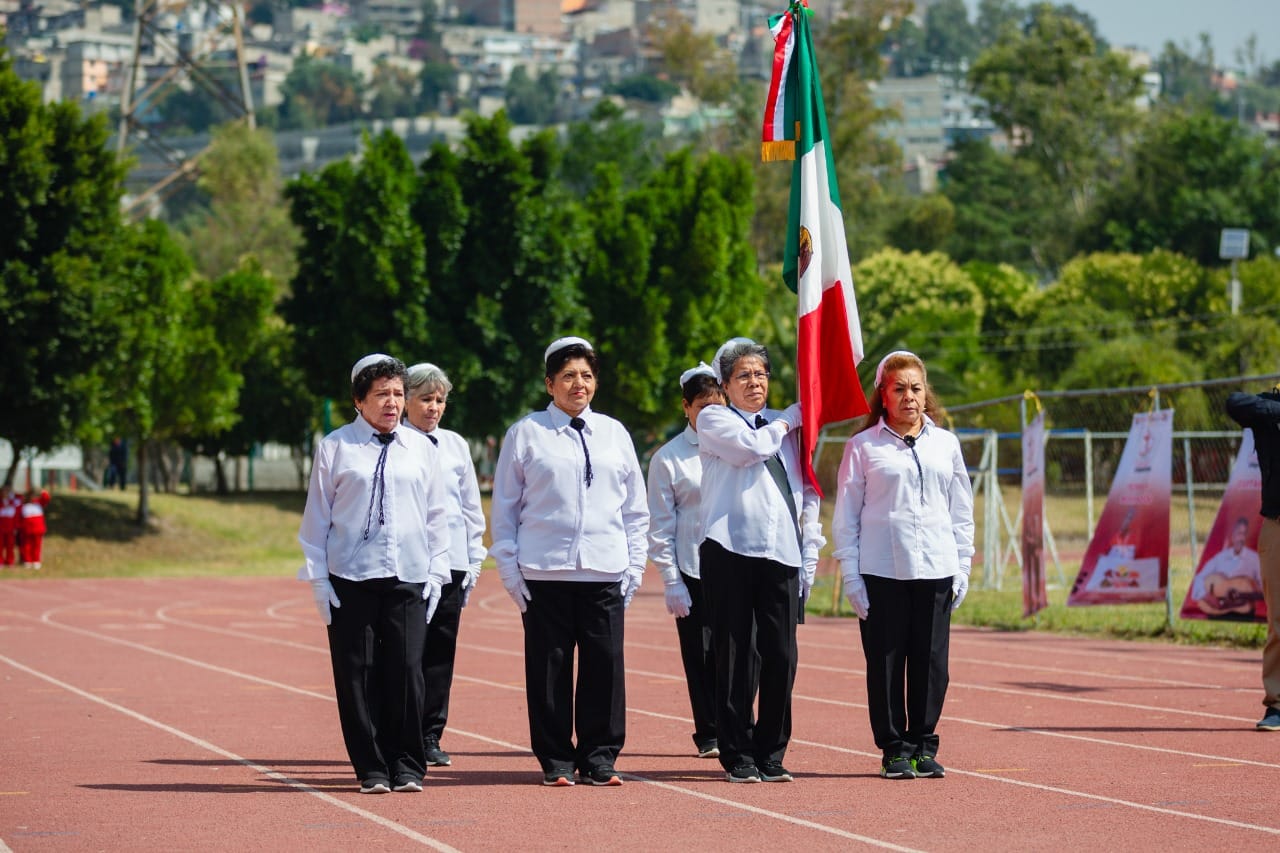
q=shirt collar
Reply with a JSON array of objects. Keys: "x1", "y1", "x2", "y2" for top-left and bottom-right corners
[
  {"x1": 546, "y1": 402, "x2": 594, "y2": 432},
  {"x1": 875, "y1": 414, "x2": 935, "y2": 439},
  {"x1": 353, "y1": 416, "x2": 402, "y2": 446},
  {"x1": 682, "y1": 424, "x2": 699, "y2": 446}
]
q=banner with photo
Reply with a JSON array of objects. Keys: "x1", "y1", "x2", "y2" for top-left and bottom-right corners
[
  {"x1": 1022, "y1": 410, "x2": 1049, "y2": 617},
  {"x1": 1068, "y1": 410, "x2": 1174, "y2": 606},
  {"x1": 1180, "y1": 429, "x2": 1266, "y2": 622}
]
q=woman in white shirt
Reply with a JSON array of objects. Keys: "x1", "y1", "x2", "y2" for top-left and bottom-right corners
[
  {"x1": 490, "y1": 336, "x2": 649, "y2": 787},
  {"x1": 697, "y1": 337, "x2": 820, "y2": 784},
  {"x1": 647, "y1": 362, "x2": 727, "y2": 760},
  {"x1": 298, "y1": 354, "x2": 452, "y2": 795},
  {"x1": 831, "y1": 350, "x2": 975, "y2": 781},
  {"x1": 403, "y1": 362, "x2": 488, "y2": 768}
]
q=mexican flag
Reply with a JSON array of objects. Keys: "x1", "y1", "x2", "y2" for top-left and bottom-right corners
[{"x1": 762, "y1": 1, "x2": 868, "y2": 493}]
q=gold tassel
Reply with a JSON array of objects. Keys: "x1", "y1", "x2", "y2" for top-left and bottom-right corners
[{"x1": 761, "y1": 140, "x2": 796, "y2": 162}]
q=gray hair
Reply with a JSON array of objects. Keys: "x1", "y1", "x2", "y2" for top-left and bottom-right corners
[
  {"x1": 716, "y1": 340, "x2": 770, "y2": 385},
  {"x1": 405, "y1": 362, "x2": 453, "y2": 397}
]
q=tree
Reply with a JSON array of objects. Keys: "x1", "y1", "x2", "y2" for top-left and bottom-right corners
[
  {"x1": 284, "y1": 131, "x2": 428, "y2": 403},
  {"x1": 884, "y1": 16, "x2": 929, "y2": 78},
  {"x1": 178, "y1": 122, "x2": 300, "y2": 286},
  {"x1": 851, "y1": 249, "x2": 985, "y2": 399},
  {"x1": 412, "y1": 112, "x2": 587, "y2": 438},
  {"x1": 886, "y1": 194, "x2": 955, "y2": 254},
  {"x1": 646, "y1": 6, "x2": 738, "y2": 104},
  {"x1": 974, "y1": 0, "x2": 1023, "y2": 50},
  {"x1": 1080, "y1": 108, "x2": 1280, "y2": 265},
  {"x1": 417, "y1": 61, "x2": 457, "y2": 114},
  {"x1": 368, "y1": 60, "x2": 420, "y2": 119},
  {"x1": 968, "y1": 5, "x2": 1142, "y2": 217},
  {"x1": 0, "y1": 47, "x2": 128, "y2": 486},
  {"x1": 505, "y1": 66, "x2": 561, "y2": 125},
  {"x1": 924, "y1": 0, "x2": 979, "y2": 72},
  {"x1": 556, "y1": 100, "x2": 662, "y2": 198},
  {"x1": 941, "y1": 137, "x2": 1067, "y2": 271},
  {"x1": 276, "y1": 56, "x2": 365, "y2": 130}
]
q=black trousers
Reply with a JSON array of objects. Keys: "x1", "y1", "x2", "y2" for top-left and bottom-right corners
[
  {"x1": 421, "y1": 569, "x2": 467, "y2": 742},
  {"x1": 674, "y1": 573, "x2": 718, "y2": 749},
  {"x1": 522, "y1": 579, "x2": 626, "y2": 775},
  {"x1": 699, "y1": 539, "x2": 798, "y2": 771},
  {"x1": 327, "y1": 575, "x2": 427, "y2": 783},
  {"x1": 858, "y1": 574, "x2": 953, "y2": 760}
]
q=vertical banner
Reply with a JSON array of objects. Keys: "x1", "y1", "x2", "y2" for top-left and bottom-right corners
[
  {"x1": 1022, "y1": 411, "x2": 1049, "y2": 617},
  {"x1": 1068, "y1": 410, "x2": 1174, "y2": 606},
  {"x1": 1180, "y1": 430, "x2": 1266, "y2": 621}
]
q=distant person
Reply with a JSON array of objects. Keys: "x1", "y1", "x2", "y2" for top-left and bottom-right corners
[
  {"x1": 106, "y1": 437, "x2": 128, "y2": 490},
  {"x1": 696, "y1": 337, "x2": 819, "y2": 784},
  {"x1": 0, "y1": 485, "x2": 21, "y2": 567},
  {"x1": 1225, "y1": 388, "x2": 1280, "y2": 731},
  {"x1": 490, "y1": 336, "x2": 648, "y2": 787},
  {"x1": 19, "y1": 488, "x2": 51, "y2": 569},
  {"x1": 297, "y1": 354, "x2": 452, "y2": 794},
  {"x1": 1192, "y1": 517, "x2": 1263, "y2": 617},
  {"x1": 402, "y1": 362, "x2": 487, "y2": 768},
  {"x1": 831, "y1": 351, "x2": 974, "y2": 780},
  {"x1": 646, "y1": 362, "x2": 727, "y2": 760}
]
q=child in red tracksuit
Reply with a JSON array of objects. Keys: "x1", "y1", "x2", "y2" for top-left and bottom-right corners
[
  {"x1": 0, "y1": 485, "x2": 19, "y2": 567},
  {"x1": 19, "y1": 489, "x2": 50, "y2": 569}
]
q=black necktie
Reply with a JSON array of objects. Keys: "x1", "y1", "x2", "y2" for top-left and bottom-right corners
[
  {"x1": 569, "y1": 416, "x2": 593, "y2": 488},
  {"x1": 754, "y1": 415, "x2": 800, "y2": 546},
  {"x1": 426, "y1": 433, "x2": 438, "y2": 447},
  {"x1": 888, "y1": 426, "x2": 925, "y2": 504},
  {"x1": 363, "y1": 431, "x2": 395, "y2": 539}
]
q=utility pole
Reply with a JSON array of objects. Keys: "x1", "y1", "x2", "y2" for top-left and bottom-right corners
[{"x1": 117, "y1": 0, "x2": 256, "y2": 219}]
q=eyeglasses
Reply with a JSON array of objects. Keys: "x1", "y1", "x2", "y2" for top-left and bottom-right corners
[{"x1": 732, "y1": 371, "x2": 770, "y2": 383}]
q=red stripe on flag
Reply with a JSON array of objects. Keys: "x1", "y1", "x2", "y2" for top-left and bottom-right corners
[{"x1": 797, "y1": 282, "x2": 868, "y2": 497}]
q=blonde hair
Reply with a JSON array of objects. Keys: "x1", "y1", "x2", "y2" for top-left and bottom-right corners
[{"x1": 858, "y1": 351, "x2": 946, "y2": 434}]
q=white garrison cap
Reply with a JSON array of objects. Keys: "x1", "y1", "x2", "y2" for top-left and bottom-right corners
[
  {"x1": 874, "y1": 350, "x2": 919, "y2": 388},
  {"x1": 406, "y1": 361, "x2": 440, "y2": 376},
  {"x1": 679, "y1": 361, "x2": 716, "y2": 388},
  {"x1": 544, "y1": 336, "x2": 593, "y2": 365},
  {"x1": 351, "y1": 353, "x2": 393, "y2": 383},
  {"x1": 711, "y1": 337, "x2": 757, "y2": 382}
]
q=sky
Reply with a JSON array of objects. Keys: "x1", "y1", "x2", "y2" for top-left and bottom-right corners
[{"x1": 965, "y1": 0, "x2": 1277, "y2": 66}]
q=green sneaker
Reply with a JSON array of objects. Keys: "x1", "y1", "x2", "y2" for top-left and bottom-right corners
[
  {"x1": 912, "y1": 755, "x2": 945, "y2": 778},
  {"x1": 880, "y1": 756, "x2": 916, "y2": 779}
]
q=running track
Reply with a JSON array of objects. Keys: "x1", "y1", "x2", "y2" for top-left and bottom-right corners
[{"x1": 0, "y1": 576, "x2": 1275, "y2": 851}]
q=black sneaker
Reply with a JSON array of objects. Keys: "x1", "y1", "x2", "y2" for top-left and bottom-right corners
[
  {"x1": 880, "y1": 756, "x2": 917, "y2": 779},
  {"x1": 392, "y1": 776, "x2": 423, "y2": 793},
  {"x1": 582, "y1": 765, "x2": 623, "y2": 786},
  {"x1": 359, "y1": 778, "x2": 391, "y2": 794},
  {"x1": 758, "y1": 761, "x2": 794, "y2": 782},
  {"x1": 423, "y1": 736, "x2": 452, "y2": 766},
  {"x1": 912, "y1": 755, "x2": 945, "y2": 778},
  {"x1": 1258, "y1": 706, "x2": 1280, "y2": 731},
  {"x1": 542, "y1": 769, "x2": 575, "y2": 787},
  {"x1": 725, "y1": 763, "x2": 761, "y2": 783},
  {"x1": 696, "y1": 740, "x2": 720, "y2": 759}
]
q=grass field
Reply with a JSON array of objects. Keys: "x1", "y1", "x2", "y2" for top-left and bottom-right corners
[{"x1": 3, "y1": 488, "x2": 1267, "y2": 649}]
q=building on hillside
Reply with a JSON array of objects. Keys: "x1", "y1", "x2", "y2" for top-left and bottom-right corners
[
  {"x1": 455, "y1": 0, "x2": 565, "y2": 35},
  {"x1": 352, "y1": 0, "x2": 423, "y2": 37}
]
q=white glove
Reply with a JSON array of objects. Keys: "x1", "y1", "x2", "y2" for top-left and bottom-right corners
[
  {"x1": 843, "y1": 571, "x2": 869, "y2": 620},
  {"x1": 459, "y1": 566, "x2": 481, "y2": 608},
  {"x1": 664, "y1": 577, "x2": 692, "y2": 618},
  {"x1": 778, "y1": 402, "x2": 803, "y2": 431},
  {"x1": 621, "y1": 567, "x2": 643, "y2": 609},
  {"x1": 310, "y1": 577, "x2": 341, "y2": 626},
  {"x1": 502, "y1": 572, "x2": 532, "y2": 613},
  {"x1": 799, "y1": 571, "x2": 812, "y2": 607},
  {"x1": 422, "y1": 578, "x2": 443, "y2": 623},
  {"x1": 951, "y1": 574, "x2": 969, "y2": 612}
]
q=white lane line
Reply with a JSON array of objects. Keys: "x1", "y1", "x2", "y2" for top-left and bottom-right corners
[
  {"x1": 0, "y1": 653, "x2": 460, "y2": 852},
  {"x1": 45, "y1": 604, "x2": 1280, "y2": 835},
  {"x1": 19, "y1": 611, "x2": 924, "y2": 850}
]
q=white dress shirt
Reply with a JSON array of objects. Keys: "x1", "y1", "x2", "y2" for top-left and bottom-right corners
[
  {"x1": 1191, "y1": 546, "x2": 1262, "y2": 598},
  {"x1": 647, "y1": 425, "x2": 705, "y2": 583},
  {"x1": 298, "y1": 417, "x2": 452, "y2": 585},
  {"x1": 831, "y1": 416, "x2": 975, "y2": 582},
  {"x1": 490, "y1": 403, "x2": 648, "y2": 584},
  {"x1": 409, "y1": 424, "x2": 488, "y2": 573},
  {"x1": 696, "y1": 404, "x2": 823, "y2": 581}
]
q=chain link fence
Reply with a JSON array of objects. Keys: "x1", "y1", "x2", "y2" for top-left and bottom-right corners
[{"x1": 813, "y1": 373, "x2": 1280, "y2": 597}]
